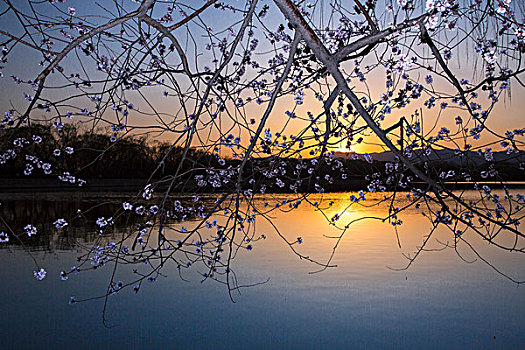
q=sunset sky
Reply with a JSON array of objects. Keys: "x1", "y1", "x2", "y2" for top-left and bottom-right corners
[{"x1": 0, "y1": 0, "x2": 523, "y2": 156}]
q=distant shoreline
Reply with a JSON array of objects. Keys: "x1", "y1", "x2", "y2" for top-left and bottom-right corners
[
  {"x1": 1, "y1": 178, "x2": 524, "y2": 196},
  {"x1": 0, "y1": 178, "x2": 147, "y2": 193}
]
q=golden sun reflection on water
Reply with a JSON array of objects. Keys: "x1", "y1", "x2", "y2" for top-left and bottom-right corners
[
  {"x1": 232, "y1": 191, "x2": 525, "y2": 281},
  {"x1": 156, "y1": 190, "x2": 525, "y2": 283}
]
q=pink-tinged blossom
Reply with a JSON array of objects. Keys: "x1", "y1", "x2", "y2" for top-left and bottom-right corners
[
  {"x1": 135, "y1": 205, "x2": 145, "y2": 215},
  {"x1": 96, "y1": 217, "x2": 110, "y2": 228},
  {"x1": 484, "y1": 148, "x2": 494, "y2": 162},
  {"x1": 42, "y1": 163, "x2": 52, "y2": 174},
  {"x1": 0, "y1": 231, "x2": 8, "y2": 243},
  {"x1": 25, "y1": 224, "x2": 37, "y2": 237},
  {"x1": 497, "y1": 0, "x2": 510, "y2": 14},
  {"x1": 32, "y1": 135, "x2": 42, "y2": 144},
  {"x1": 54, "y1": 218, "x2": 68, "y2": 229},
  {"x1": 143, "y1": 184, "x2": 153, "y2": 200},
  {"x1": 33, "y1": 268, "x2": 46, "y2": 281},
  {"x1": 426, "y1": 15, "x2": 439, "y2": 29}
]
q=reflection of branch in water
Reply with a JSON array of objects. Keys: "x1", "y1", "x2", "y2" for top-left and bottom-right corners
[{"x1": 0, "y1": 0, "x2": 524, "y2": 317}]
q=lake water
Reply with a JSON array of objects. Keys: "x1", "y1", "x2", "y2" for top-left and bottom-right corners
[{"x1": 1, "y1": 191, "x2": 525, "y2": 349}]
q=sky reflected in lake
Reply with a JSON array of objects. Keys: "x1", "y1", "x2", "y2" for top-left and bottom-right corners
[{"x1": 1, "y1": 191, "x2": 525, "y2": 349}]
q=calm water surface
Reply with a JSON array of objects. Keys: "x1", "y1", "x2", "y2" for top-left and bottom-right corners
[{"x1": 1, "y1": 191, "x2": 525, "y2": 349}]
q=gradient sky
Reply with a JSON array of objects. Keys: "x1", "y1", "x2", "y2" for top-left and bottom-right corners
[{"x1": 0, "y1": 0, "x2": 523, "y2": 155}]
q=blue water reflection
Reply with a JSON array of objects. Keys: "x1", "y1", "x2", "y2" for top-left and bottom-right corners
[{"x1": 1, "y1": 192, "x2": 525, "y2": 349}]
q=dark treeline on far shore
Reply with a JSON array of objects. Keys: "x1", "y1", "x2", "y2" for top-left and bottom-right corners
[
  {"x1": 1, "y1": 124, "x2": 525, "y2": 194},
  {"x1": 1, "y1": 123, "x2": 210, "y2": 179}
]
